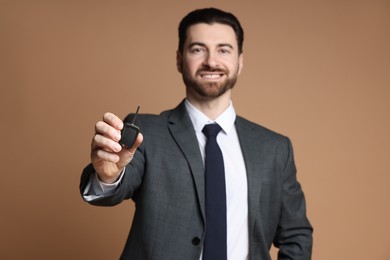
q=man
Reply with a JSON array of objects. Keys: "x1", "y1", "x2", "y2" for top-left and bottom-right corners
[{"x1": 80, "y1": 7, "x2": 313, "y2": 260}]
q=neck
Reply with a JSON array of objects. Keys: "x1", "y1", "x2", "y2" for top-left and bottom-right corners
[{"x1": 186, "y1": 90, "x2": 231, "y2": 120}]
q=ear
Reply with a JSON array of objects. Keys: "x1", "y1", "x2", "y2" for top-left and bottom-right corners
[
  {"x1": 176, "y1": 51, "x2": 183, "y2": 73},
  {"x1": 238, "y1": 53, "x2": 244, "y2": 75}
]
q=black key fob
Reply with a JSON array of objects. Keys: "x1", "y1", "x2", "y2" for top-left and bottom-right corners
[
  {"x1": 120, "y1": 123, "x2": 140, "y2": 149},
  {"x1": 119, "y1": 106, "x2": 141, "y2": 149}
]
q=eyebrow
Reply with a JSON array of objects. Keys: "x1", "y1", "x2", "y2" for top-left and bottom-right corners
[{"x1": 189, "y1": 42, "x2": 234, "y2": 50}]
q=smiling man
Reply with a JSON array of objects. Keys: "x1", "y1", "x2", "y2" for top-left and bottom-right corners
[
  {"x1": 80, "y1": 8, "x2": 313, "y2": 260},
  {"x1": 178, "y1": 22, "x2": 243, "y2": 101}
]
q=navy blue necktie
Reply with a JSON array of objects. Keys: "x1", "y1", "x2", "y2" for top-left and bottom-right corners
[{"x1": 202, "y1": 124, "x2": 227, "y2": 260}]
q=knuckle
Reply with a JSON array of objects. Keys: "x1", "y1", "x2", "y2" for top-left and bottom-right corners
[
  {"x1": 95, "y1": 121, "x2": 105, "y2": 132},
  {"x1": 95, "y1": 149, "x2": 104, "y2": 158},
  {"x1": 96, "y1": 149, "x2": 110, "y2": 160},
  {"x1": 103, "y1": 112, "x2": 114, "y2": 122},
  {"x1": 93, "y1": 134, "x2": 101, "y2": 143}
]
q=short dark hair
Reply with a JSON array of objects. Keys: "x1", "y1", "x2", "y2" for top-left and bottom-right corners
[{"x1": 178, "y1": 8, "x2": 244, "y2": 54}]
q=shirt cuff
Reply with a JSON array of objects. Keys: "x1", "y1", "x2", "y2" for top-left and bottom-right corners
[{"x1": 82, "y1": 168, "x2": 125, "y2": 201}]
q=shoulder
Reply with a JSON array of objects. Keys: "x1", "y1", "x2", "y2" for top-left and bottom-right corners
[
  {"x1": 235, "y1": 115, "x2": 289, "y2": 142},
  {"x1": 235, "y1": 116, "x2": 295, "y2": 165}
]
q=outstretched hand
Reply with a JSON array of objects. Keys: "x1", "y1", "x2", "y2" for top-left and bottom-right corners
[{"x1": 91, "y1": 112, "x2": 143, "y2": 183}]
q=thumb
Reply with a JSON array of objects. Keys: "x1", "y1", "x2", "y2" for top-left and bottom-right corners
[
  {"x1": 128, "y1": 132, "x2": 143, "y2": 154},
  {"x1": 116, "y1": 133, "x2": 144, "y2": 168}
]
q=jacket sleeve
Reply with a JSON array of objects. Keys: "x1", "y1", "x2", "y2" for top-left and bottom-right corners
[
  {"x1": 273, "y1": 138, "x2": 313, "y2": 259},
  {"x1": 79, "y1": 146, "x2": 145, "y2": 206}
]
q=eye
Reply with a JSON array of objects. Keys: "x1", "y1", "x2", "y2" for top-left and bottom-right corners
[
  {"x1": 190, "y1": 47, "x2": 205, "y2": 54},
  {"x1": 219, "y1": 48, "x2": 231, "y2": 54}
]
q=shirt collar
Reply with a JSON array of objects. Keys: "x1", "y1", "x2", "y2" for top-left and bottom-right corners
[{"x1": 184, "y1": 99, "x2": 236, "y2": 135}]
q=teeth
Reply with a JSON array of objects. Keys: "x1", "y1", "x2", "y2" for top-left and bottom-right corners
[{"x1": 202, "y1": 74, "x2": 221, "y2": 79}]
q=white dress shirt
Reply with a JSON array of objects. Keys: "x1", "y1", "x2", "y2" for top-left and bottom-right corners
[
  {"x1": 185, "y1": 100, "x2": 249, "y2": 260},
  {"x1": 83, "y1": 99, "x2": 249, "y2": 260}
]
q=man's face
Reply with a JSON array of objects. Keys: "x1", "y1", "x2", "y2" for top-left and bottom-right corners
[{"x1": 177, "y1": 23, "x2": 243, "y2": 100}]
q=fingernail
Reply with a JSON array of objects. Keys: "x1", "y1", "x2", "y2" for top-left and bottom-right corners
[{"x1": 114, "y1": 143, "x2": 122, "y2": 152}]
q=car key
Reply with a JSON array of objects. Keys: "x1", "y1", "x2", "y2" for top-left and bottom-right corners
[{"x1": 119, "y1": 106, "x2": 141, "y2": 149}]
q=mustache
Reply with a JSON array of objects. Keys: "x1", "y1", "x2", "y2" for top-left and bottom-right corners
[{"x1": 197, "y1": 66, "x2": 226, "y2": 73}]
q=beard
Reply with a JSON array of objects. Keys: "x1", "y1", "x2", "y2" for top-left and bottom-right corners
[{"x1": 181, "y1": 66, "x2": 239, "y2": 98}]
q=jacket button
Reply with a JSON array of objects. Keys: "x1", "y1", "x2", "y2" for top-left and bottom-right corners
[{"x1": 192, "y1": 237, "x2": 201, "y2": 246}]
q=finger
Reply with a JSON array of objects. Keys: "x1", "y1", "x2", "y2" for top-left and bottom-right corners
[
  {"x1": 92, "y1": 133, "x2": 122, "y2": 153},
  {"x1": 103, "y1": 112, "x2": 124, "y2": 130},
  {"x1": 95, "y1": 121, "x2": 122, "y2": 142},
  {"x1": 92, "y1": 149, "x2": 121, "y2": 163}
]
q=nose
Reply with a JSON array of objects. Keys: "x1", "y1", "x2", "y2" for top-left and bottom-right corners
[{"x1": 202, "y1": 51, "x2": 218, "y2": 68}]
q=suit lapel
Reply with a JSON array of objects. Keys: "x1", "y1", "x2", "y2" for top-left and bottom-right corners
[
  {"x1": 167, "y1": 101, "x2": 206, "y2": 222},
  {"x1": 235, "y1": 117, "x2": 264, "y2": 235}
]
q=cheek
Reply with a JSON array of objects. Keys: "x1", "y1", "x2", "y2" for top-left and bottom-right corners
[
  {"x1": 183, "y1": 60, "x2": 199, "y2": 74},
  {"x1": 228, "y1": 60, "x2": 241, "y2": 74}
]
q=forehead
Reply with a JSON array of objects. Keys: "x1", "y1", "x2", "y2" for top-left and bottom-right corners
[{"x1": 185, "y1": 23, "x2": 237, "y2": 48}]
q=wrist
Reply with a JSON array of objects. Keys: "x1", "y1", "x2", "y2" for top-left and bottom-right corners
[{"x1": 96, "y1": 169, "x2": 123, "y2": 184}]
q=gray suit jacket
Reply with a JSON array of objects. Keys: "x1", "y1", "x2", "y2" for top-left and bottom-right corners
[{"x1": 80, "y1": 100, "x2": 313, "y2": 260}]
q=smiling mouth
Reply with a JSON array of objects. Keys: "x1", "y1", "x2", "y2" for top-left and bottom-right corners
[
  {"x1": 199, "y1": 71, "x2": 225, "y2": 79},
  {"x1": 202, "y1": 74, "x2": 223, "y2": 79}
]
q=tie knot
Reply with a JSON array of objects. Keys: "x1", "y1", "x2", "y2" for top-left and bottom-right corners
[{"x1": 202, "y1": 123, "x2": 222, "y2": 138}]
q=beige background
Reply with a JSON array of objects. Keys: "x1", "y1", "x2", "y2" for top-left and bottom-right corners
[{"x1": 1, "y1": 1, "x2": 389, "y2": 259}]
